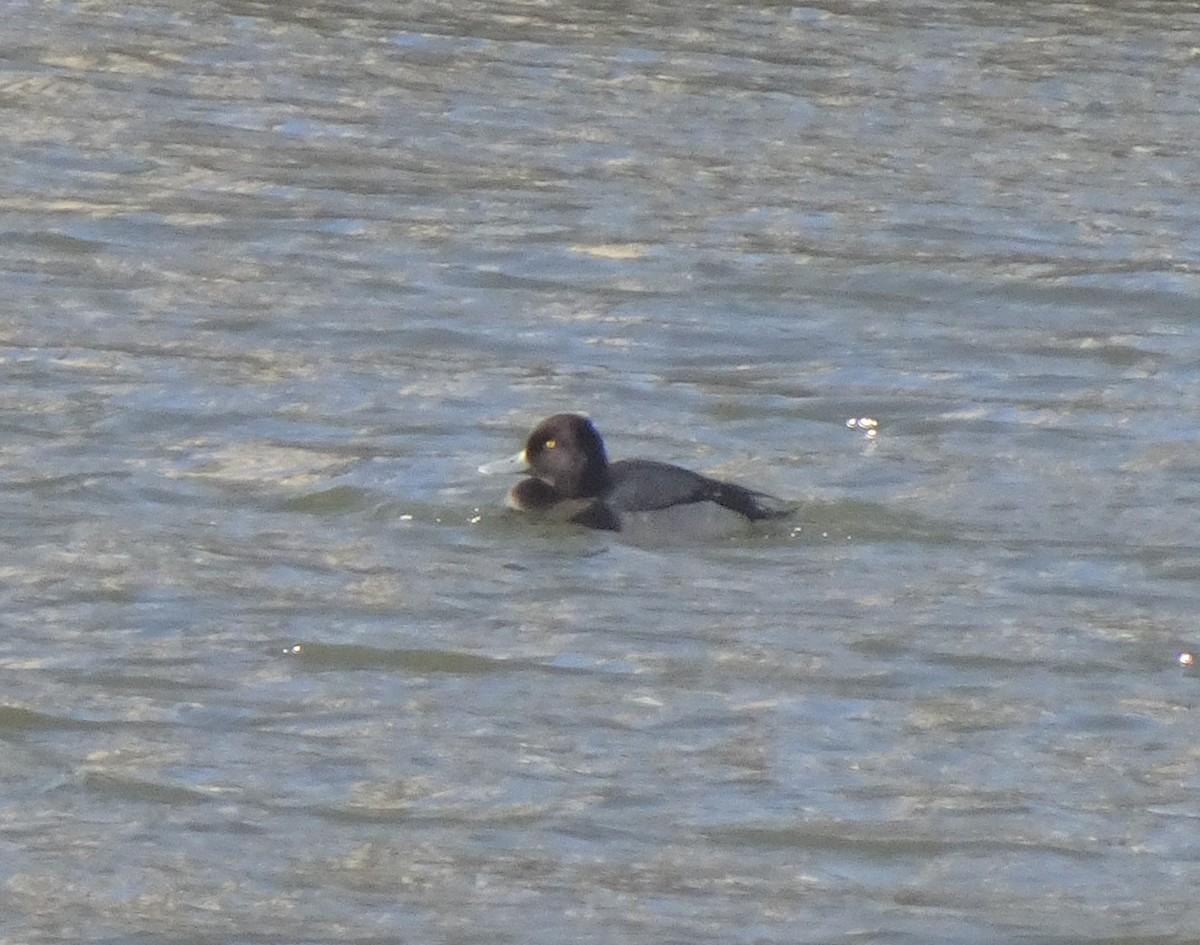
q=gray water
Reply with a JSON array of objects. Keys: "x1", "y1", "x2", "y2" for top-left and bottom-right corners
[{"x1": 3, "y1": 1, "x2": 1200, "y2": 942}]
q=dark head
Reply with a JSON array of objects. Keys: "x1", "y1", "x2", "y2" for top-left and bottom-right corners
[{"x1": 521, "y1": 413, "x2": 610, "y2": 499}]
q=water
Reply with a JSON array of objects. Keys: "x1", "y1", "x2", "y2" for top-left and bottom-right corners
[{"x1": 3, "y1": 1, "x2": 1199, "y2": 941}]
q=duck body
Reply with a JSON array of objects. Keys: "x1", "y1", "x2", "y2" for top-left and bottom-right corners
[{"x1": 481, "y1": 413, "x2": 791, "y2": 533}]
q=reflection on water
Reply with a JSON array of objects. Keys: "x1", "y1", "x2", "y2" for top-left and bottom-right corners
[{"x1": 2, "y1": 0, "x2": 1199, "y2": 941}]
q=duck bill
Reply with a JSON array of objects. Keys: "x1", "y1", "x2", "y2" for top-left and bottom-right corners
[{"x1": 478, "y1": 449, "x2": 529, "y2": 476}]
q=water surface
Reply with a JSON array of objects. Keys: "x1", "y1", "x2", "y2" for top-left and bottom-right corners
[{"x1": 3, "y1": 1, "x2": 1199, "y2": 942}]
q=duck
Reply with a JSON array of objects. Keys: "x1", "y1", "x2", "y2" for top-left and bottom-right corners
[{"x1": 479, "y1": 413, "x2": 791, "y2": 532}]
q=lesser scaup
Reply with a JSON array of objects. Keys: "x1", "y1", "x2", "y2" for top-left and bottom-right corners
[{"x1": 479, "y1": 413, "x2": 791, "y2": 532}]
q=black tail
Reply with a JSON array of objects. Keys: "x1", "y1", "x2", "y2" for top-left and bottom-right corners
[{"x1": 707, "y1": 481, "x2": 793, "y2": 521}]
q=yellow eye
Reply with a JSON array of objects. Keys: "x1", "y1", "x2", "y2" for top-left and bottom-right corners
[{"x1": 544, "y1": 439, "x2": 556, "y2": 449}]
